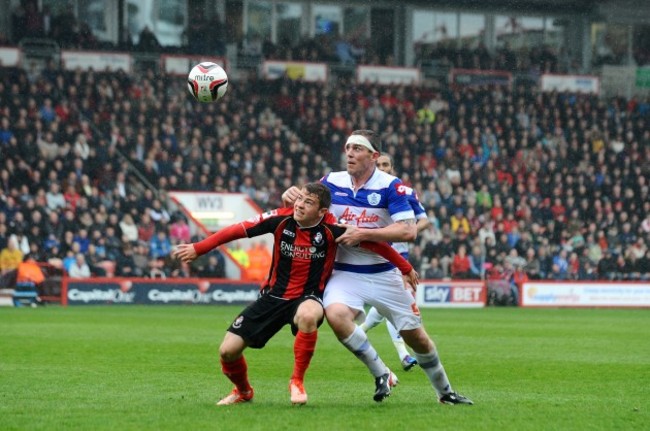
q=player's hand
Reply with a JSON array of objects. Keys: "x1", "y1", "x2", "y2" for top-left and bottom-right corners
[
  {"x1": 335, "y1": 223, "x2": 362, "y2": 246},
  {"x1": 282, "y1": 186, "x2": 301, "y2": 207},
  {"x1": 403, "y1": 269, "x2": 419, "y2": 295},
  {"x1": 173, "y1": 243, "x2": 198, "y2": 263}
]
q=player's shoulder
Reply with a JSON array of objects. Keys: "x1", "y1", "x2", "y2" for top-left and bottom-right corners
[
  {"x1": 245, "y1": 207, "x2": 293, "y2": 224},
  {"x1": 323, "y1": 171, "x2": 348, "y2": 186},
  {"x1": 323, "y1": 212, "x2": 337, "y2": 224},
  {"x1": 321, "y1": 212, "x2": 346, "y2": 236},
  {"x1": 367, "y1": 169, "x2": 401, "y2": 190}
]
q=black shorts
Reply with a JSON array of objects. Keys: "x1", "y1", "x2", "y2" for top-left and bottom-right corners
[{"x1": 227, "y1": 293, "x2": 324, "y2": 349}]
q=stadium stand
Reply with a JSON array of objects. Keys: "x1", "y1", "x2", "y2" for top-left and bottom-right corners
[{"x1": 0, "y1": 36, "x2": 649, "y2": 286}]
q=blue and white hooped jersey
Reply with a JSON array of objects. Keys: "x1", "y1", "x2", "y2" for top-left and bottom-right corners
[
  {"x1": 392, "y1": 185, "x2": 427, "y2": 257},
  {"x1": 321, "y1": 169, "x2": 415, "y2": 273}
]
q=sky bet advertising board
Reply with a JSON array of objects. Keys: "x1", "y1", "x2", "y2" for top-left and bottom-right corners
[{"x1": 415, "y1": 281, "x2": 486, "y2": 308}]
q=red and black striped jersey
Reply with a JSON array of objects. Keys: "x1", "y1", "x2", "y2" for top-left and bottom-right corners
[{"x1": 241, "y1": 207, "x2": 342, "y2": 299}]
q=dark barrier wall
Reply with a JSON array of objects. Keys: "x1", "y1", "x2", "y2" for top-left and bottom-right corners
[{"x1": 62, "y1": 278, "x2": 261, "y2": 306}]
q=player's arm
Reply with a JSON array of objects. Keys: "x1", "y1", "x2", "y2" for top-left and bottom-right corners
[
  {"x1": 357, "y1": 239, "x2": 419, "y2": 290},
  {"x1": 173, "y1": 209, "x2": 289, "y2": 263},
  {"x1": 327, "y1": 222, "x2": 416, "y2": 279},
  {"x1": 410, "y1": 193, "x2": 430, "y2": 234},
  {"x1": 416, "y1": 216, "x2": 430, "y2": 234},
  {"x1": 359, "y1": 241, "x2": 414, "y2": 275},
  {"x1": 336, "y1": 219, "x2": 417, "y2": 246},
  {"x1": 173, "y1": 223, "x2": 247, "y2": 263}
]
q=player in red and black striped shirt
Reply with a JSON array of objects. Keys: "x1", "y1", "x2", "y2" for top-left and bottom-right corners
[{"x1": 173, "y1": 183, "x2": 418, "y2": 406}]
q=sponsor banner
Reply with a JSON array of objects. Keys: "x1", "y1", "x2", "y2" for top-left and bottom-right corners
[
  {"x1": 61, "y1": 50, "x2": 132, "y2": 72},
  {"x1": 356, "y1": 66, "x2": 421, "y2": 85},
  {"x1": 541, "y1": 74, "x2": 600, "y2": 94},
  {"x1": 416, "y1": 281, "x2": 485, "y2": 308},
  {"x1": 521, "y1": 282, "x2": 650, "y2": 307},
  {"x1": 0, "y1": 47, "x2": 21, "y2": 67},
  {"x1": 636, "y1": 68, "x2": 650, "y2": 89},
  {"x1": 450, "y1": 69, "x2": 512, "y2": 88},
  {"x1": 162, "y1": 55, "x2": 227, "y2": 76},
  {"x1": 262, "y1": 61, "x2": 328, "y2": 82},
  {"x1": 65, "y1": 279, "x2": 260, "y2": 305}
]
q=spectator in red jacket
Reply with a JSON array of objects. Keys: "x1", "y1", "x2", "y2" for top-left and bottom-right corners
[{"x1": 451, "y1": 244, "x2": 472, "y2": 279}]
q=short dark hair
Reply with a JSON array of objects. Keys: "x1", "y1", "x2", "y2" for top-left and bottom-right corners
[
  {"x1": 351, "y1": 129, "x2": 382, "y2": 153},
  {"x1": 303, "y1": 182, "x2": 331, "y2": 209},
  {"x1": 379, "y1": 152, "x2": 395, "y2": 167}
]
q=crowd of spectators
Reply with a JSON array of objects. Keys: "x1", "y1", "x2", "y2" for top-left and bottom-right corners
[
  {"x1": 415, "y1": 41, "x2": 572, "y2": 74},
  {"x1": 1, "y1": 56, "x2": 649, "y2": 287}
]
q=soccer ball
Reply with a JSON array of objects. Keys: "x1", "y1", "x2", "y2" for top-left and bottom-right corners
[{"x1": 187, "y1": 62, "x2": 228, "y2": 103}]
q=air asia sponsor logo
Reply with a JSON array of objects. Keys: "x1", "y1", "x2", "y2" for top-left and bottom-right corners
[
  {"x1": 280, "y1": 241, "x2": 325, "y2": 259},
  {"x1": 283, "y1": 229, "x2": 296, "y2": 237},
  {"x1": 68, "y1": 288, "x2": 135, "y2": 303},
  {"x1": 148, "y1": 288, "x2": 258, "y2": 304},
  {"x1": 339, "y1": 208, "x2": 380, "y2": 225}
]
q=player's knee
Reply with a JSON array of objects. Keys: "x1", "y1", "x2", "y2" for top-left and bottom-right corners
[
  {"x1": 219, "y1": 345, "x2": 238, "y2": 361},
  {"x1": 295, "y1": 312, "x2": 319, "y2": 331},
  {"x1": 325, "y1": 304, "x2": 358, "y2": 336},
  {"x1": 219, "y1": 339, "x2": 244, "y2": 361},
  {"x1": 325, "y1": 304, "x2": 350, "y2": 324}
]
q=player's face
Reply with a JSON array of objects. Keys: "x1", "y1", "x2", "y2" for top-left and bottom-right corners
[
  {"x1": 376, "y1": 155, "x2": 393, "y2": 174},
  {"x1": 345, "y1": 143, "x2": 378, "y2": 178},
  {"x1": 294, "y1": 190, "x2": 326, "y2": 225}
]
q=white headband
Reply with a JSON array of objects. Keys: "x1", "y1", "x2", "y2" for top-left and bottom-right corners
[{"x1": 346, "y1": 135, "x2": 377, "y2": 153}]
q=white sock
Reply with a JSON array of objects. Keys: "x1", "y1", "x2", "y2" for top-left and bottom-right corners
[
  {"x1": 386, "y1": 321, "x2": 410, "y2": 361},
  {"x1": 359, "y1": 307, "x2": 385, "y2": 333},
  {"x1": 341, "y1": 325, "x2": 388, "y2": 377},
  {"x1": 413, "y1": 349, "x2": 453, "y2": 396}
]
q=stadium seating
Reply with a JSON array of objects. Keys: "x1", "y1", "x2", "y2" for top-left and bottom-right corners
[{"x1": 0, "y1": 58, "x2": 648, "y2": 284}]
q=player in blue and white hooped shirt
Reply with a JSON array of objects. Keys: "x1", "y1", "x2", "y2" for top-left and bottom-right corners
[
  {"x1": 360, "y1": 153, "x2": 430, "y2": 372},
  {"x1": 282, "y1": 130, "x2": 472, "y2": 405}
]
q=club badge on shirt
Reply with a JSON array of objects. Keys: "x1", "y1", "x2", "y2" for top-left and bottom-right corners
[{"x1": 367, "y1": 193, "x2": 381, "y2": 206}]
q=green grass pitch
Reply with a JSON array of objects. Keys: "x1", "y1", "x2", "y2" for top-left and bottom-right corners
[{"x1": 1, "y1": 306, "x2": 648, "y2": 430}]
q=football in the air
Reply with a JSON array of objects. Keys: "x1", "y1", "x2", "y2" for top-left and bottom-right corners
[{"x1": 187, "y1": 62, "x2": 228, "y2": 103}]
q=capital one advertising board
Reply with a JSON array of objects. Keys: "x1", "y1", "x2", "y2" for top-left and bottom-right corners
[
  {"x1": 415, "y1": 281, "x2": 486, "y2": 308},
  {"x1": 64, "y1": 279, "x2": 260, "y2": 306}
]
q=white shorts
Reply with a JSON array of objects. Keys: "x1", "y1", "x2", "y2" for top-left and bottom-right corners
[{"x1": 323, "y1": 268, "x2": 422, "y2": 331}]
